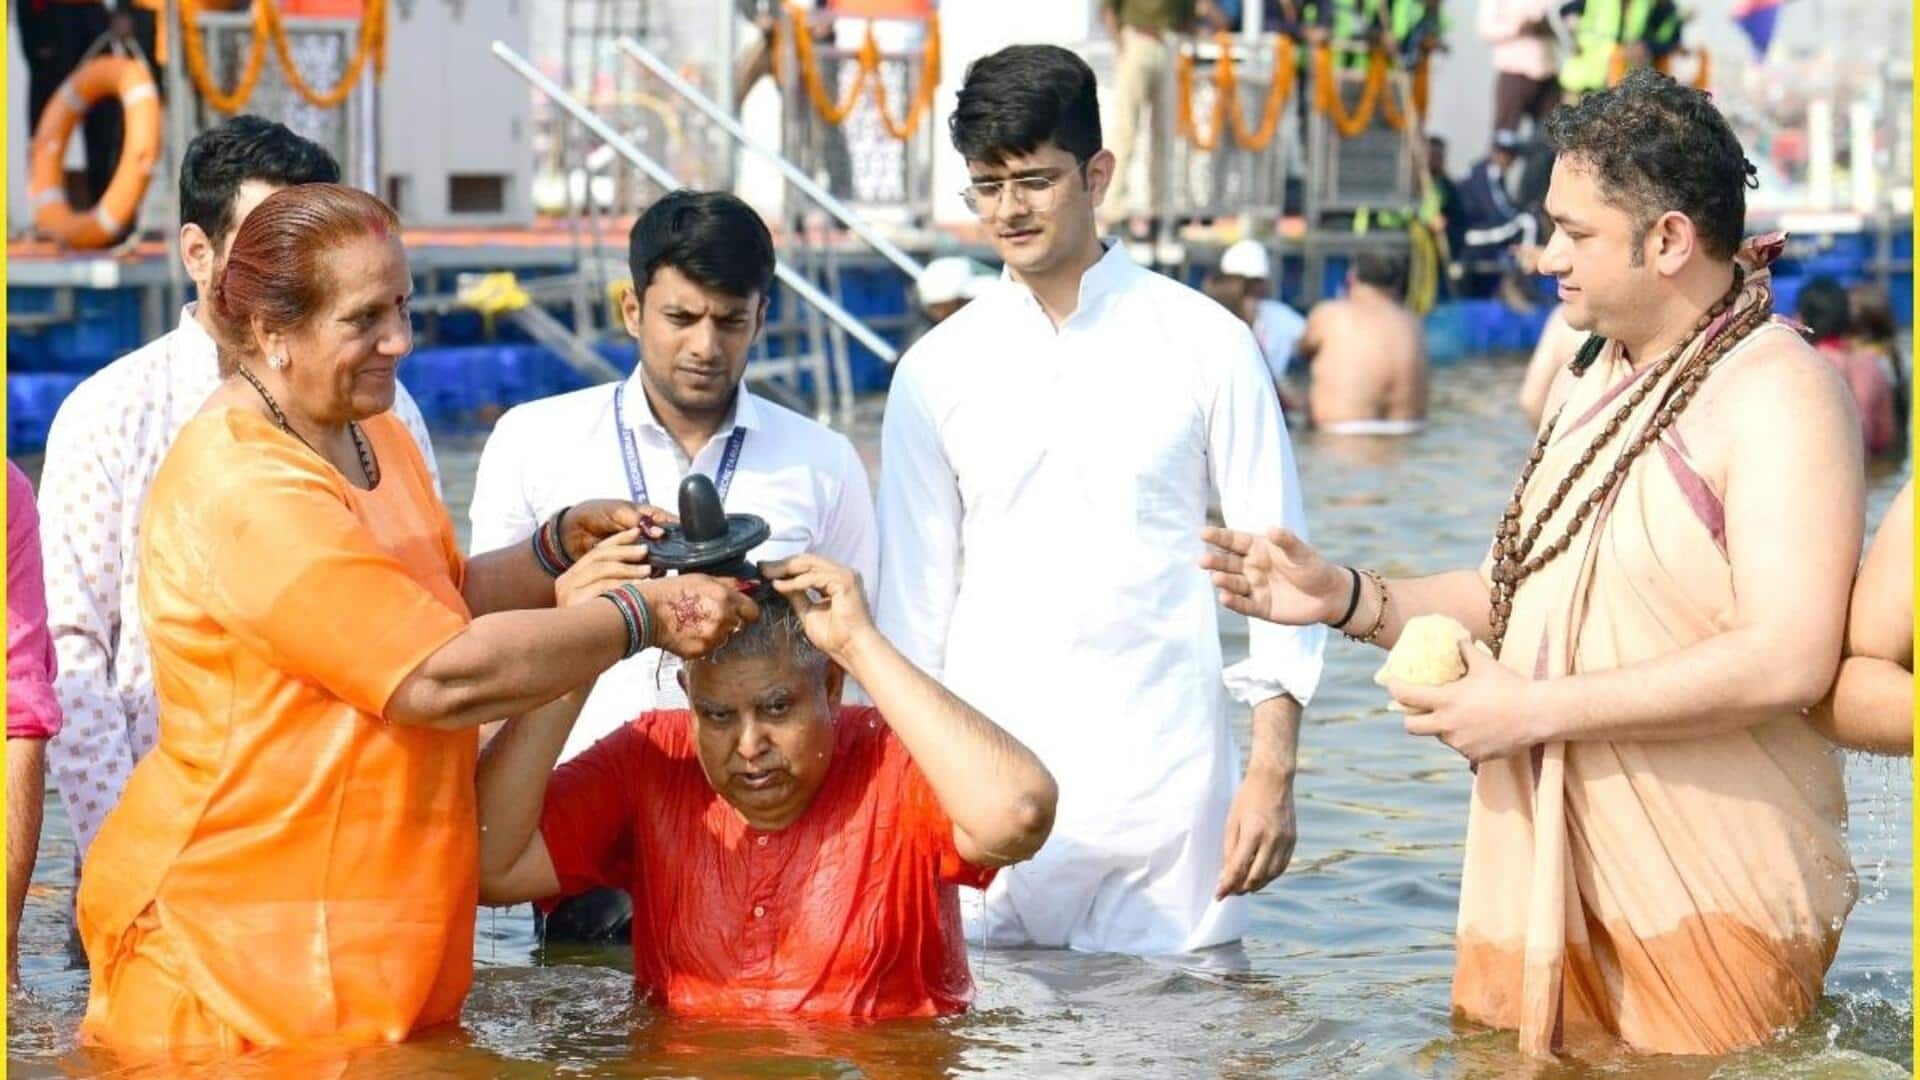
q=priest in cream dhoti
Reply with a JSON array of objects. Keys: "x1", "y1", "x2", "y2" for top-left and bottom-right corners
[{"x1": 1203, "y1": 71, "x2": 1862, "y2": 1057}]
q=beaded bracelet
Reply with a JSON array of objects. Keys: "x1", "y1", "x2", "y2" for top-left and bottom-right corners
[
  {"x1": 600, "y1": 582, "x2": 654, "y2": 659},
  {"x1": 531, "y1": 505, "x2": 575, "y2": 578},
  {"x1": 1344, "y1": 568, "x2": 1391, "y2": 645}
]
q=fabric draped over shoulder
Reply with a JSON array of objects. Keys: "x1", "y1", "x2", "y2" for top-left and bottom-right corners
[
  {"x1": 77, "y1": 409, "x2": 476, "y2": 1057},
  {"x1": 1454, "y1": 247, "x2": 1856, "y2": 1057}
]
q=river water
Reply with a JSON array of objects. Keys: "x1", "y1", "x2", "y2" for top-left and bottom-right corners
[{"x1": 7, "y1": 356, "x2": 1911, "y2": 1078}]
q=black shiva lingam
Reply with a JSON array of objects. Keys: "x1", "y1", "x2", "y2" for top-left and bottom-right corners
[{"x1": 645, "y1": 473, "x2": 770, "y2": 583}]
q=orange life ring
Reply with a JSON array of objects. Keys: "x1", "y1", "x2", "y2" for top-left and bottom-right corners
[{"x1": 28, "y1": 56, "x2": 162, "y2": 249}]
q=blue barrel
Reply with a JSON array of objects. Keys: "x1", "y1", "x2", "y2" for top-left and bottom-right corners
[{"x1": 8, "y1": 373, "x2": 85, "y2": 454}]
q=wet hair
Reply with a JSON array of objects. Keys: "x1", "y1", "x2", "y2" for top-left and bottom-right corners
[
  {"x1": 1353, "y1": 251, "x2": 1408, "y2": 299},
  {"x1": 628, "y1": 190, "x2": 775, "y2": 301},
  {"x1": 209, "y1": 183, "x2": 399, "y2": 369},
  {"x1": 1544, "y1": 68, "x2": 1752, "y2": 263},
  {"x1": 701, "y1": 590, "x2": 826, "y2": 676},
  {"x1": 1796, "y1": 277, "x2": 1852, "y2": 342},
  {"x1": 180, "y1": 115, "x2": 340, "y2": 251},
  {"x1": 950, "y1": 44, "x2": 1102, "y2": 167}
]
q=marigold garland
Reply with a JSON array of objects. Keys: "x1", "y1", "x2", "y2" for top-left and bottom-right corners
[
  {"x1": 781, "y1": 3, "x2": 940, "y2": 140},
  {"x1": 179, "y1": 0, "x2": 387, "y2": 114},
  {"x1": 1313, "y1": 44, "x2": 1389, "y2": 138},
  {"x1": 180, "y1": 0, "x2": 269, "y2": 114},
  {"x1": 1175, "y1": 32, "x2": 1297, "y2": 152}
]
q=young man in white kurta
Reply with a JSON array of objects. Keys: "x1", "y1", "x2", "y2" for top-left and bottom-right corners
[
  {"x1": 41, "y1": 118, "x2": 439, "y2": 859},
  {"x1": 876, "y1": 44, "x2": 1324, "y2": 957},
  {"x1": 468, "y1": 190, "x2": 877, "y2": 763}
]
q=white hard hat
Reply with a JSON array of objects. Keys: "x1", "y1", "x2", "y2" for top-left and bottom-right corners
[
  {"x1": 918, "y1": 256, "x2": 990, "y2": 307},
  {"x1": 1220, "y1": 240, "x2": 1272, "y2": 280}
]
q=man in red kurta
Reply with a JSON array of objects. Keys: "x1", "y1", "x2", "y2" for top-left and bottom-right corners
[{"x1": 476, "y1": 553, "x2": 1058, "y2": 1020}]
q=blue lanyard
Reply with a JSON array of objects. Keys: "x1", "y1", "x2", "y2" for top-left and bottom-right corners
[{"x1": 613, "y1": 382, "x2": 748, "y2": 507}]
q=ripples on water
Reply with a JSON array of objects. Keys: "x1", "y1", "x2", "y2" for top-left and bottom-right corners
[{"x1": 9, "y1": 358, "x2": 1911, "y2": 1077}]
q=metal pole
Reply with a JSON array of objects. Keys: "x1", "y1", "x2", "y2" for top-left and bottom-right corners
[
  {"x1": 492, "y1": 41, "x2": 900, "y2": 365},
  {"x1": 1152, "y1": 40, "x2": 1174, "y2": 262},
  {"x1": 163, "y1": 0, "x2": 194, "y2": 314},
  {"x1": 615, "y1": 35, "x2": 926, "y2": 283},
  {"x1": 717, "y1": 6, "x2": 738, "y2": 191},
  {"x1": 357, "y1": 45, "x2": 378, "y2": 193}
]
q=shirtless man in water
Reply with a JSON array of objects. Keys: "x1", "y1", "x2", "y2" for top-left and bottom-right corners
[{"x1": 1297, "y1": 251, "x2": 1429, "y2": 433}]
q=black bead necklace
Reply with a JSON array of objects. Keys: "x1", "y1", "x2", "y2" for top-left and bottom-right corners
[{"x1": 236, "y1": 364, "x2": 379, "y2": 489}]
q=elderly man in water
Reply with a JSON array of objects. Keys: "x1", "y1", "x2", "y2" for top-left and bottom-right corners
[{"x1": 477, "y1": 551, "x2": 1057, "y2": 1019}]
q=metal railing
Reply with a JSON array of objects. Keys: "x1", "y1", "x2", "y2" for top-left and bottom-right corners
[
  {"x1": 1158, "y1": 34, "x2": 1305, "y2": 227},
  {"x1": 492, "y1": 40, "x2": 896, "y2": 427},
  {"x1": 617, "y1": 35, "x2": 926, "y2": 285},
  {"x1": 771, "y1": 14, "x2": 940, "y2": 227}
]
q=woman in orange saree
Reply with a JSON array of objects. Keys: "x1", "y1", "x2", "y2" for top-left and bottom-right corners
[{"x1": 76, "y1": 184, "x2": 757, "y2": 1058}]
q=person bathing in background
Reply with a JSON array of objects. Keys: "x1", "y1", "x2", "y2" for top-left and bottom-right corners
[
  {"x1": 1296, "y1": 251, "x2": 1429, "y2": 434},
  {"x1": 915, "y1": 255, "x2": 996, "y2": 327},
  {"x1": 1797, "y1": 276, "x2": 1897, "y2": 458},
  {"x1": 476, "y1": 553, "x2": 1056, "y2": 1019},
  {"x1": 1846, "y1": 281, "x2": 1908, "y2": 450},
  {"x1": 1216, "y1": 239, "x2": 1309, "y2": 384}
]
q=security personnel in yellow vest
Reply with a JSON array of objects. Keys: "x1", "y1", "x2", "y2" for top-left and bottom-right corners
[
  {"x1": 1305, "y1": 0, "x2": 1442, "y2": 70},
  {"x1": 1391, "y1": 0, "x2": 1444, "y2": 68},
  {"x1": 1557, "y1": 0, "x2": 1682, "y2": 97}
]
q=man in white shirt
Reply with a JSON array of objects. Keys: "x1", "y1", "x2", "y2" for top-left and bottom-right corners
[
  {"x1": 471, "y1": 189, "x2": 877, "y2": 752},
  {"x1": 41, "y1": 116, "x2": 440, "y2": 863},
  {"x1": 469, "y1": 189, "x2": 878, "y2": 942},
  {"x1": 1218, "y1": 239, "x2": 1308, "y2": 383},
  {"x1": 875, "y1": 44, "x2": 1324, "y2": 957}
]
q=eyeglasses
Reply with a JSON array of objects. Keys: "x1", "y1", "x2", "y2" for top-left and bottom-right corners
[{"x1": 959, "y1": 164, "x2": 1087, "y2": 218}]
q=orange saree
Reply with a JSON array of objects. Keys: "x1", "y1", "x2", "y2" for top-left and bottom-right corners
[{"x1": 77, "y1": 408, "x2": 476, "y2": 1056}]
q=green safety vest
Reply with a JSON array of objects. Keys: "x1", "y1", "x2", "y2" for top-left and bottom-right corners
[
  {"x1": 1307, "y1": 0, "x2": 1440, "y2": 69},
  {"x1": 1560, "y1": 0, "x2": 1671, "y2": 93}
]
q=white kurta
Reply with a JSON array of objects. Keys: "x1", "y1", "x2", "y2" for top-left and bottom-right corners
[
  {"x1": 468, "y1": 376, "x2": 879, "y2": 761},
  {"x1": 875, "y1": 244, "x2": 1325, "y2": 956},
  {"x1": 39, "y1": 306, "x2": 439, "y2": 857}
]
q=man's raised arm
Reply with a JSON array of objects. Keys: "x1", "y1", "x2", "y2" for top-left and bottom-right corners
[{"x1": 765, "y1": 555, "x2": 1057, "y2": 867}]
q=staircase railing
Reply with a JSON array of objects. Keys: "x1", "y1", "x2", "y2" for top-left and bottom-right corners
[{"x1": 492, "y1": 40, "x2": 899, "y2": 427}]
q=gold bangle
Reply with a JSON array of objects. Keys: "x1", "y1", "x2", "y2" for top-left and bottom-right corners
[{"x1": 1346, "y1": 568, "x2": 1391, "y2": 644}]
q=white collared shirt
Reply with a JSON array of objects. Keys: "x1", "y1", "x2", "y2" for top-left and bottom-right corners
[
  {"x1": 467, "y1": 374, "x2": 879, "y2": 761},
  {"x1": 40, "y1": 306, "x2": 441, "y2": 857},
  {"x1": 875, "y1": 243, "x2": 1325, "y2": 956},
  {"x1": 1253, "y1": 298, "x2": 1308, "y2": 382}
]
